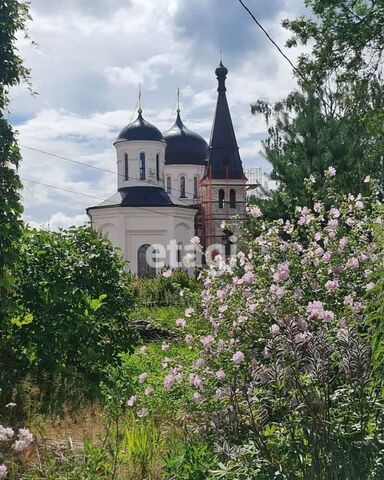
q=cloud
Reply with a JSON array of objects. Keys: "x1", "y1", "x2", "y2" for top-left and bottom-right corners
[
  {"x1": 11, "y1": 0, "x2": 306, "y2": 228},
  {"x1": 25, "y1": 212, "x2": 89, "y2": 231}
]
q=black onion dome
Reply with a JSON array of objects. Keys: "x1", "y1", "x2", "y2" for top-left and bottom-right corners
[
  {"x1": 164, "y1": 111, "x2": 208, "y2": 165},
  {"x1": 115, "y1": 109, "x2": 165, "y2": 143}
]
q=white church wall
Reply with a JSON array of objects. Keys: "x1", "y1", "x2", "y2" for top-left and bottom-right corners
[
  {"x1": 88, "y1": 206, "x2": 196, "y2": 275},
  {"x1": 164, "y1": 164, "x2": 205, "y2": 203},
  {"x1": 114, "y1": 139, "x2": 166, "y2": 190}
]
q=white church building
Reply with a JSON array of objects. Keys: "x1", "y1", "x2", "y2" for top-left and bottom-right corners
[{"x1": 87, "y1": 62, "x2": 247, "y2": 277}]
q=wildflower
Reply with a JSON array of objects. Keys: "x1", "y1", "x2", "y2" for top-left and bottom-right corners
[
  {"x1": 325, "y1": 279, "x2": 339, "y2": 291},
  {"x1": 161, "y1": 342, "x2": 169, "y2": 351},
  {"x1": 137, "y1": 408, "x2": 148, "y2": 418},
  {"x1": 145, "y1": 387, "x2": 153, "y2": 396},
  {"x1": 161, "y1": 357, "x2": 170, "y2": 368},
  {"x1": 307, "y1": 301, "x2": 325, "y2": 319},
  {"x1": 270, "y1": 284, "x2": 285, "y2": 298},
  {"x1": 249, "y1": 206, "x2": 263, "y2": 218},
  {"x1": 327, "y1": 166, "x2": 336, "y2": 177},
  {"x1": 194, "y1": 358, "x2": 206, "y2": 369},
  {"x1": 270, "y1": 324, "x2": 280, "y2": 335},
  {"x1": 139, "y1": 346, "x2": 147, "y2": 355},
  {"x1": 189, "y1": 374, "x2": 203, "y2": 389},
  {"x1": 0, "y1": 426, "x2": 14, "y2": 441},
  {"x1": 309, "y1": 174, "x2": 316, "y2": 183},
  {"x1": 215, "y1": 389, "x2": 226, "y2": 400},
  {"x1": 232, "y1": 351, "x2": 245, "y2": 365},
  {"x1": 216, "y1": 369, "x2": 226, "y2": 380},
  {"x1": 138, "y1": 373, "x2": 148, "y2": 384},
  {"x1": 330, "y1": 208, "x2": 340, "y2": 218},
  {"x1": 190, "y1": 236, "x2": 200, "y2": 245},
  {"x1": 176, "y1": 318, "x2": 186, "y2": 329},
  {"x1": 0, "y1": 465, "x2": 7, "y2": 480},
  {"x1": 164, "y1": 374, "x2": 176, "y2": 390},
  {"x1": 185, "y1": 307, "x2": 195, "y2": 317},
  {"x1": 185, "y1": 334, "x2": 193, "y2": 344},
  {"x1": 162, "y1": 269, "x2": 172, "y2": 278},
  {"x1": 323, "y1": 310, "x2": 335, "y2": 323},
  {"x1": 355, "y1": 200, "x2": 364, "y2": 210},
  {"x1": 13, "y1": 428, "x2": 33, "y2": 453},
  {"x1": 193, "y1": 392, "x2": 203, "y2": 404},
  {"x1": 5, "y1": 403, "x2": 16, "y2": 409},
  {"x1": 273, "y1": 262, "x2": 289, "y2": 282},
  {"x1": 242, "y1": 270, "x2": 255, "y2": 284},
  {"x1": 365, "y1": 282, "x2": 375, "y2": 291},
  {"x1": 364, "y1": 175, "x2": 371, "y2": 183},
  {"x1": 347, "y1": 257, "x2": 359, "y2": 269},
  {"x1": 127, "y1": 396, "x2": 136, "y2": 407}
]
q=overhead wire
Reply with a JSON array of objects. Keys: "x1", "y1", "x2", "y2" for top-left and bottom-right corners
[{"x1": 19, "y1": 144, "x2": 198, "y2": 202}]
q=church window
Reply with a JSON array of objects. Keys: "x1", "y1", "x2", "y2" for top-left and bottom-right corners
[
  {"x1": 230, "y1": 189, "x2": 236, "y2": 208},
  {"x1": 167, "y1": 176, "x2": 172, "y2": 194},
  {"x1": 193, "y1": 176, "x2": 198, "y2": 198},
  {"x1": 180, "y1": 176, "x2": 186, "y2": 198},
  {"x1": 124, "y1": 153, "x2": 128, "y2": 180},
  {"x1": 137, "y1": 244, "x2": 157, "y2": 278},
  {"x1": 218, "y1": 189, "x2": 225, "y2": 208},
  {"x1": 140, "y1": 152, "x2": 146, "y2": 180},
  {"x1": 156, "y1": 153, "x2": 160, "y2": 181},
  {"x1": 177, "y1": 242, "x2": 183, "y2": 264}
]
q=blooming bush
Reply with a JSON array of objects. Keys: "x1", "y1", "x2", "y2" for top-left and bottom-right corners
[{"x1": 132, "y1": 175, "x2": 384, "y2": 478}]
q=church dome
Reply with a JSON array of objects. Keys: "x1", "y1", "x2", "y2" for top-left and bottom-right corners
[
  {"x1": 115, "y1": 109, "x2": 165, "y2": 143},
  {"x1": 164, "y1": 111, "x2": 208, "y2": 165}
]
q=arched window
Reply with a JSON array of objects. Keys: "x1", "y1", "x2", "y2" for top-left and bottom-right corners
[
  {"x1": 124, "y1": 153, "x2": 129, "y2": 180},
  {"x1": 140, "y1": 152, "x2": 146, "y2": 180},
  {"x1": 166, "y1": 176, "x2": 172, "y2": 194},
  {"x1": 218, "y1": 189, "x2": 225, "y2": 208},
  {"x1": 180, "y1": 176, "x2": 186, "y2": 198},
  {"x1": 193, "y1": 176, "x2": 198, "y2": 198},
  {"x1": 177, "y1": 242, "x2": 183, "y2": 264},
  {"x1": 156, "y1": 153, "x2": 160, "y2": 181},
  {"x1": 230, "y1": 189, "x2": 236, "y2": 208},
  {"x1": 137, "y1": 244, "x2": 157, "y2": 278}
]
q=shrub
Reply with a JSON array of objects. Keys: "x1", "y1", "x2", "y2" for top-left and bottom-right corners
[
  {"x1": 2, "y1": 226, "x2": 137, "y2": 405},
  {"x1": 132, "y1": 174, "x2": 384, "y2": 478}
]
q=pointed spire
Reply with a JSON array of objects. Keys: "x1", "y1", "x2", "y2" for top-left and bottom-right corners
[
  {"x1": 138, "y1": 84, "x2": 143, "y2": 115},
  {"x1": 204, "y1": 62, "x2": 245, "y2": 180},
  {"x1": 177, "y1": 87, "x2": 180, "y2": 113}
]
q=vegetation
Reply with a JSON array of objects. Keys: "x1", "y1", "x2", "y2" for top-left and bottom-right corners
[{"x1": 253, "y1": 0, "x2": 384, "y2": 218}]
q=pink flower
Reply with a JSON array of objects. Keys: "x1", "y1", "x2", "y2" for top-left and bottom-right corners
[
  {"x1": 347, "y1": 257, "x2": 359, "y2": 269},
  {"x1": 161, "y1": 342, "x2": 169, "y2": 351},
  {"x1": 138, "y1": 373, "x2": 148, "y2": 384},
  {"x1": 127, "y1": 395, "x2": 136, "y2": 407},
  {"x1": 200, "y1": 335, "x2": 215, "y2": 350},
  {"x1": 137, "y1": 408, "x2": 148, "y2": 418},
  {"x1": 189, "y1": 374, "x2": 203, "y2": 389},
  {"x1": 327, "y1": 166, "x2": 336, "y2": 177},
  {"x1": 330, "y1": 208, "x2": 340, "y2": 218},
  {"x1": 314, "y1": 202, "x2": 322, "y2": 212},
  {"x1": 273, "y1": 262, "x2": 289, "y2": 282},
  {"x1": 270, "y1": 324, "x2": 280, "y2": 335},
  {"x1": 176, "y1": 318, "x2": 186, "y2": 329},
  {"x1": 215, "y1": 389, "x2": 226, "y2": 400},
  {"x1": 194, "y1": 358, "x2": 206, "y2": 369},
  {"x1": 164, "y1": 374, "x2": 176, "y2": 390},
  {"x1": 242, "y1": 270, "x2": 255, "y2": 284},
  {"x1": 190, "y1": 236, "x2": 200, "y2": 245},
  {"x1": 325, "y1": 279, "x2": 339, "y2": 291},
  {"x1": 232, "y1": 351, "x2": 245, "y2": 365},
  {"x1": 365, "y1": 282, "x2": 375, "y2": 291},
  {"x1": 249, "y1": 206, "x2": 263, "y2": 218},
  {"x1": 270, "y1": 284, "x2": 285, "y2": 298},
  {"x1": 145, "y1": 387, "x2": 153, "y2": 396},
  {"x1": 185, "y1": 307, "x2": 195, "y2": 317},
  {"x1": 355, "y1": 200, "x2": 364, "y2": 210},
  {"x1": 162, "y1": 269, "x2": 172, "y2": 278},
  {"x1": 185, "y1": 334, "x2": 193, "y2": 344},
  {"x1": 216, "y1": 289, "x2": 225, "y2": 299},
  {"x1": 0, "y1": 465, "x2": 7, "y2": 480},
  {"x1": 323, "y1": 310, "x2": 335, "y2": 323},
  {"x1": 161, "y1": 357, "x2": 170, "y2": 369},
  {"x1": 216, "y1": 369, "x2": 226, "y2": 380},
  {"x1": 307, "y1": 301, "x2": 325, "y2": 319}
]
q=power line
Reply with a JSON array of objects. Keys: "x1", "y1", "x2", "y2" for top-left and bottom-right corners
[
  {"x1": 21, "y1": 177, "x2": 104, "y2": 201},
  {"x1": 237, "y1": 0, "x2": 333, "y2": 113},
  {"x1": 20, "y1": 144, "x2": 197, "y2": 202}
]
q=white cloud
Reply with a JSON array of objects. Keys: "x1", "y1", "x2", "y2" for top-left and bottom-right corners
[{"x1": 11, "y1": 0, "x2": 306, "y2": 228}]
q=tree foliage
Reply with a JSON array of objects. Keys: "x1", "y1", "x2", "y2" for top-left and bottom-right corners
[
  {"x1": 3, "y1": 226, "x2": 137, "y2": 400},
  {"x1": 253, "y1": 0, "x2": 384, "y2": 218},
  {"x1": 0, "y1": 1, "x2": 31, "y2": 326}
]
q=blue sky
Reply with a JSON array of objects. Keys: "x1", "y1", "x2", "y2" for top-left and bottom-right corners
[{"x1": 12, "y1": 0, "x2": 306, "y2": 229}]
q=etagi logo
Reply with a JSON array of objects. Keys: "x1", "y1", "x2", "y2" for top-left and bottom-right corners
[{"x1": 144, "y1": 236, "x2": 239, "y2": 272}]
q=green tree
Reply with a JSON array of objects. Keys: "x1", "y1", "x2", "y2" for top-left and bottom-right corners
[
  {"x1": 0, "y1": 1, "x2": 31, "y2": 326},
  {"x1": 252, "y1": 0, "x2": 383, "y2": 218},
  {"x1": 5, "y1": 226, "x2": 137, "y2": 404}
]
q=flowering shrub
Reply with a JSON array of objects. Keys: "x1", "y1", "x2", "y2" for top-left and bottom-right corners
[
  {"x1": 0, "y1": 422, "x2": 34, "y2": 478},
  {"x1": 132, "y1": 175, "x2": 384, "y2": 478}
]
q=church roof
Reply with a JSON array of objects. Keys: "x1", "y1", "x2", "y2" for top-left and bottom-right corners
[
  {"x1": 203, "y1": 62, "x2": 246, "y2": 180},
  {"x1": 163, "y1": 111, "x2": 208, "y2": 165},
  {"x1": 87, "y1": 186, "x2": 197, "y2": 210},
  {"x1": 114, "y1": 109, "x2": 165, "y2": 144}
]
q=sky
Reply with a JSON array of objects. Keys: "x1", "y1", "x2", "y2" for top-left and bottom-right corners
[{"x1": 11, "y1": 0, "x2": 307, "y2": 229}]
